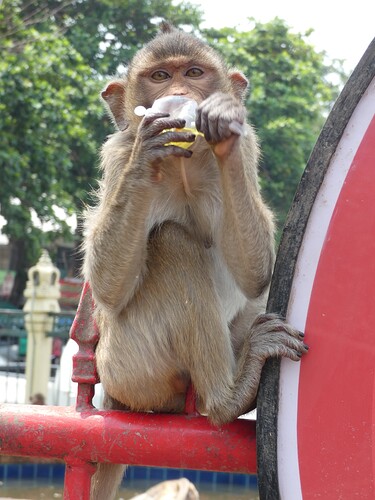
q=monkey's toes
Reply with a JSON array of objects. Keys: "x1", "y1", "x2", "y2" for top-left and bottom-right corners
[
  {"x1": 276, "y1": 335, "x2": 309, "y2": 361},
  {"x1": 253, "y1": 313, "x2": 305, "y2": 340},
  {"x1": 207, "y1": 407, "x2": 239, "y2": 427}
]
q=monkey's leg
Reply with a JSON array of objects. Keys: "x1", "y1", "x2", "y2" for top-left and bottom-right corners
[
  {"x1": 205, "y1": 313, "x2": 308, "y2": 426},
  {"x1": 90, "y1": 394, "x2": 128, "y2": 500},
  {"x1": 183, "y1": 308, "x2": 238, "y2": 426}
]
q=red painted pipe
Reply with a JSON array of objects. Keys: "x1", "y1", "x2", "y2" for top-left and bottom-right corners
[
  {"x1": 0, "y1": 404, "x2": 256, "y2": 474},
  {"x1": 64, "y1": 458, "x2": 96, "y2": 499}
]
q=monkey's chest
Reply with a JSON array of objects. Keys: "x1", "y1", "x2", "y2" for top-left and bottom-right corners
[
  {"x1": 159, "y1": 155, "x2": 220, "y2": 199},
  {"x1": 210, "y1": 250, "x2": 248, "y2": 323},
  {"x1": 147, "y1": 170, "x2": 221, "y2": 246},
  {"x1": 141, "y1": 223, "x2": 247, "y2": 327}
]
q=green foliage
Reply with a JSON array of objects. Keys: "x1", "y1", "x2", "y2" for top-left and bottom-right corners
[
  {"x1": 204, "y1": 19, "x2": 344, "y2": 229},
  {"x1": 0, "y1": 1, "x2": 107, "y2": 303},
  {"x1": 25, "y1": 0, "x2": 203, "y2": 75},
  {"x1": 0, "y1": 26, "x2": 103, "y2": 240}
]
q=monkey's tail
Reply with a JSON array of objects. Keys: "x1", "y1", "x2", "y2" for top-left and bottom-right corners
[{"x1": 90, "y1": 462, "x2": 126, "y2": 500}]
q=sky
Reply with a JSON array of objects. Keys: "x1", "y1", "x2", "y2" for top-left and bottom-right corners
[{"x1": 192, "y1": 0, "x2": 374, "y2": 73}]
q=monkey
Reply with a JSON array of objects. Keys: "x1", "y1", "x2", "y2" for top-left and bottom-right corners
[{"x1": 82, "y1": 22, "x2": 308, "y2": 500}]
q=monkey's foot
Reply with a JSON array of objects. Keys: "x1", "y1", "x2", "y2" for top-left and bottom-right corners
[{"x1": 250, "y1": 313, "x2": 309, "y2": 362}]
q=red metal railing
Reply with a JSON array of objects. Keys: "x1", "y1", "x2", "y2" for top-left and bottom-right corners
[{"x1": 0, "y1": 282, "x2": 257, "y2": 499}]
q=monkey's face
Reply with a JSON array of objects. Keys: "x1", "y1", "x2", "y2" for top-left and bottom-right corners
[
  {"x1": 131, "y1": 55, "x2": 229, "y2": 111},
  {"x1": 101, "y1": 29, "x2": 247, "y2": 132}
]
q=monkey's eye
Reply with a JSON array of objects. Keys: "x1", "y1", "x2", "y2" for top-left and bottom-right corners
[
  {"x1": 151, "y1": 70, "x2": 170, "y2": 81},
  {"x1": 186, "y1": 67, "x2": 204, "y2": 78}
]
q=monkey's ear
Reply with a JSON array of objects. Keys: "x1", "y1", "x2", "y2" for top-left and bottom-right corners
[
  {"x1": 229, "y1": 70, "x2": 249, "y2": 101},
  {"x1": 101, "y1": 80, "x2": 128, "y2": 131}
]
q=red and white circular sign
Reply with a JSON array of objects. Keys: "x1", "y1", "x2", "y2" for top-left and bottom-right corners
[{"x1": 258, "y1": 39, "x2": 375, "y2": 499}]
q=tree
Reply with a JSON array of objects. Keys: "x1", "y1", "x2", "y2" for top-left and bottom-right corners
[
  {"x1": 22, "y1": 0, "x2": 203, "y2": 75},
  {"x1": 204, "y1": 19, "x2": 344, "y2": 231},
  {"x1": 0, "y1": 31, "x2": 103, "y2": 302},
  {"x1": 0, "y1": 2, "x2": 103, "y2": 303}
]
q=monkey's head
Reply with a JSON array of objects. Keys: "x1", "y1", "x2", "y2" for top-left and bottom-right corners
[{"x1": 101, "y1": 22, "x2": 248, "y2": 131}]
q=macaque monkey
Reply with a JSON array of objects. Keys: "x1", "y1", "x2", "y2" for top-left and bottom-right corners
[{"x1": 83, "y1": 22, "x2": 308, "y2": 499}]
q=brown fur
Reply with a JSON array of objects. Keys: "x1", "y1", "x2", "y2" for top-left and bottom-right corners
[{"x1": 83, "y1": 24, "x2": 307, "y2": 500}]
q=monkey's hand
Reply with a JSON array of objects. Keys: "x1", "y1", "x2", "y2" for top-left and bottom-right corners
[
  {"x1": 196, "y1": 92, "x2": 246, "y2": 158},
  {"x1": 132, "y1": 113, "x2": 197, "y2": 172}
]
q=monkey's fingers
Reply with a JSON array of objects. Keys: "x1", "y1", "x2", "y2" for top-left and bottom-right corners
[
  {"x1": 196, "y1": 93, "x2": 246, "y2": 139},
  {"x1": 270, "y1": 332, "x2": 309, "y2": 355},
  {"x1": 153, "y1": 129, "x2": 196, "y2": 147},
  {"x1": 253, "y1": 313, "x2": 305, "y2": 340},
  {"x1": 142, "y1": 117, "x2": 189, "y2": 139},
  {"x1": 208, "y1": 119, "x2": 234, "y2": 144},
  {"x1": 228, "y1": 120, "x2": 245, "y2": 136},
  {"x1": 250, "y1": 314, "x2": 309, "y2": 363},
  {"x1": 169, "y1": 145, "x2": 194, "y2": 157},
  {"x1": 266, "y1": 342, "x2": 307, "y2": 362},
  {"x1": 142, "y1": 112, "x2": 170, "y2": 124},
  {"x1": 154, "y1": 144, "x2": 193, "y2": 159},
  {"x1": 251, "y1": 331, "x2": 308, "y2": 362},
  {"x1": 197, "y1": 112, "x2": 244, "y2": 144},
  {"x1": 253, "y1": 312, "x2": 285, "y2": 324}
]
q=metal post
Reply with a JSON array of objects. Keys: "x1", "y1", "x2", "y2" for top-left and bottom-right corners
[
  {"x1": 64, "y1": 458, "x2": 96, "y2": 500},
  {"x1": 23, "y1": 250, "x2": 61, "y2": 403}
]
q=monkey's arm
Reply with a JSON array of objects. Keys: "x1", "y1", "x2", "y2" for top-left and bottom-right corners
[
  {"x1": 197, "y1": 93, "x2": 275, "y2": 299},
  {"x1": 83, "y1": 141, "x2": 153, "y2": 313},
  {"x1": 83, "y1": 116, "x2": 196, "y2": 313},
  {"x1": 218, "y1": 131, "x2": 275, "y2": 299}
]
